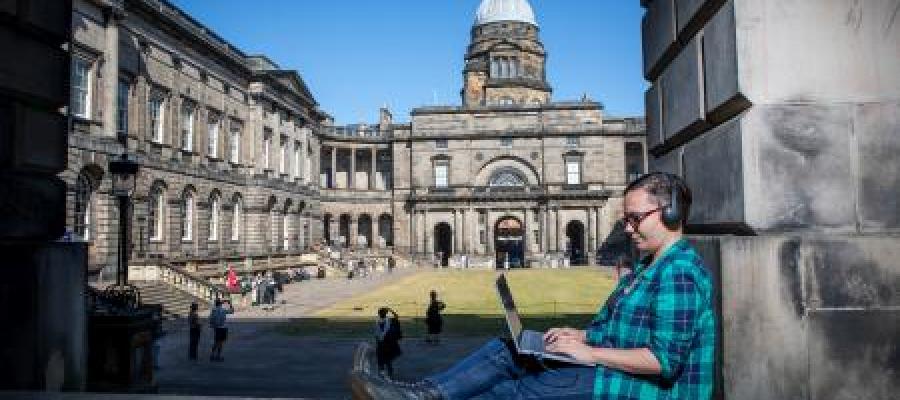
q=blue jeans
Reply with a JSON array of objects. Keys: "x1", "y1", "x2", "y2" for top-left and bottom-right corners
[{"x1": 426, "y1": 339, "x2": 595, "y2": 400}]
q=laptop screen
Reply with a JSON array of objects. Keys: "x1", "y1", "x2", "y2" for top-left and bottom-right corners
[{"x1": 495, "y1": 275, "x2": 523, "y2": 339}]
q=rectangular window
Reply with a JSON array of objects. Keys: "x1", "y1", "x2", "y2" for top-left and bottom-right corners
[
  {"x1": 208, "y1": 115, "x2": 220, "y2": 158},
  {"x1": 116, "y1": 79, "x2": 129, "y2": 137},
  {"x1": 501, "y1": 137, "x2": 513, "y2": 147},
  {"x1": 71, "y1": 58, "x2": 91, "y2": 118},
  {"x1": 434, "y1": 163, "x2": 449, "y2": 188},
  {"x1": 479, "y1": 230, "x2": 485, "y2": 244},
  {"x1": 149, "y1": 95, "x2": 164, "y2": 143},
  {"x1": 436, "y1": 139, "x2": 448, "y2": 149},
  {"x1": 230, "y1": 121, "x2": 241, "y2": 164},
  {"x1": 181, "y1": 103, "x2": 194, "y2": 152},
  {"x1": 566, "y1": 159, "x2": 581, "y2": 185},
  {"x1": 566, "y1": 136, "x2": 580, "y2": 147},
  {"x1": 263, "y1": 129, "x2": 272, "y2": 169}
]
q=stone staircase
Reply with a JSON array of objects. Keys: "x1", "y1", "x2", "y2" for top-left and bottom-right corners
[{"x1": 132, "y1": 280, "x2": 210, "y2": 320}]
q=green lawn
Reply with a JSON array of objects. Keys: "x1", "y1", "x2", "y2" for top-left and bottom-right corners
[{"x1": 278, "y1": 269, "x2": 616, "y2": 338}]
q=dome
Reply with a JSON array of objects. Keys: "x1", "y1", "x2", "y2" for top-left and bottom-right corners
[{"x1": 475, "y1": 0, "x2": 537, "y2": 27}]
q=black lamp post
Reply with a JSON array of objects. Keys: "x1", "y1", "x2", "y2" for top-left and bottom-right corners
[{"x1": 104, "y1": 152, "x2": 140, "y2": 308}]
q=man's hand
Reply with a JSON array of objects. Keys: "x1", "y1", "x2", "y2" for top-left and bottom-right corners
[
  {"x1": 545, "y1": 337, "x2": 597, "y2": 365},
  {"x1": 543, "y1": 327, "x2": 587, "y2": 345}
]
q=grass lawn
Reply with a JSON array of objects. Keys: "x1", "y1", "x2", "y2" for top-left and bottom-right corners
[{"x1": 278, "y1": 269, "x2": 616, "y2": 338}]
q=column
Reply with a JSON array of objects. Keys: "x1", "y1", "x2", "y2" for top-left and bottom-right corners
[
  {"x1": 350, "y1": 216, "x2": 359, "y2": 249},
  {"x1": 422, "y1": 209, "x2": 430, "y2": 256},
  {"x1": 102, "y1": 10, "x2": 119, "y2": 138},
  {"x1": 541, "y1": 206, "x2": 548, "y2": 254},
  {"x1": 370, "y1": 148, "x2": 377, "y2": 190},
  {"x1": 486, "y1": 211, "x2": 494, "y2": 254},
  {"x1": 523, "y1": 208, "x2": 532, "y2": 256},
  {"x1": 461, "y1": 209, "x2": 467, "y2": 253},
  {"x1": 587, "y1": 208, "x2": 595, "y2": 265},
  {"x1": 373, "y1": 215, "x2": 381, "y2": 249},
  {"x1": 407, "y1": 207, "x2": 419, "y2": 254},
  {"x1": 554, "y1": 207, "x2": 561, "y2": 253},
  {"x1": 350, "y1": 147, "x2": 357, "y2": 190},
  {"x1": 452, "y1": 210, "x2": 459, "y2": 254},
  {"x1": 330, "y1": 146, "x2": 336, "y2": 189}
]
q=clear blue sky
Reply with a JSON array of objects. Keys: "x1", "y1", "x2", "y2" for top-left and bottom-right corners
[{"x1": 169, "y1": 0, "x2": 646, "y2": 124}]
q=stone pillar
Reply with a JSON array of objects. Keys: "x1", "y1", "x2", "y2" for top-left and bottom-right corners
[
  {"x1": 421, "y1": 210, "x2": 429, "y2": 256},
  {"x1": 642, "y1": 1, "x2": 900, "y2": 399},
  {"x1": 350, "y1": 147, "x2": 356, "y2": 190},
  {"x1": 553, "y1": 207, "x2": 561, "y2": 253},
  {"x1": 523, "y1": 208, "x2": 531, "y2": 256},
  {"x1": 330, "y1": 146, "x2": 336, "y2": 189},
  {"x1": 460, "y1": 209, "x2": 467, "y2": 253},
  {"x1": 370, "y1": 148, "x2": 376, "y2": 190},
  {"x1": 102, "y1": 10, "x2": 119, "y2": 138},
  {"x1": 409, "y1": 208, "x2": 417, "y2": 255},
  {"x1": 350, "y1": 216, "x2": 358, "y2": 249},
  {"x1": 485, "y1": 211, "x2": 494, "y2": 254},
  {"x1": 373, "y1": 214, "x2": 381, "y2": 249},
  {"x1": 586, "y1": 207, "x2": 594, "y2": 265},
  {"x1": 540, "y1": 206, "x2": 548, "y2": 254}
]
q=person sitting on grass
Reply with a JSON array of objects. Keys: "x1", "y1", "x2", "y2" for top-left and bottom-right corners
[{"x1": 350, "y1": 172, "x2": 716, "y2": 400}]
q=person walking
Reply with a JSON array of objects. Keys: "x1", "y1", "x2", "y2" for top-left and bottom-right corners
[
  {"x1": 374, "y1": 307, "x2": 403, "y2": 378},
  {"x1": 188, "y1": 302, "x2": 202, "y2": 361},
  {"x1": 208, "y1": 298, "x2": 234, "y2": 362},
  {"x1": 425, "y1": 290, "x2": 446, "y2": 345}
]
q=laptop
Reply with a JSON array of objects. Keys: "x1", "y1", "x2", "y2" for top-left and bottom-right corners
[{"x1": 494, "y1": 274, "x2": 593, "y2": 366}]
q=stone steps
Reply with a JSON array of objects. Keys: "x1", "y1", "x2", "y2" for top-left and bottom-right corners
[{"x1": 132, "y1": 280, "x2": 210, "y2": 320}]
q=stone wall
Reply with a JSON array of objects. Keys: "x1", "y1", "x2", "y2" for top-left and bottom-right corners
[{"x1": 641, "y1": 0, "x2": 900, "y2": 398}]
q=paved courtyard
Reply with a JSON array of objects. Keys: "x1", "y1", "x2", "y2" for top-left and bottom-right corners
[{"x1": 155, "y1": 270, "x2": 493, "y2": 399}]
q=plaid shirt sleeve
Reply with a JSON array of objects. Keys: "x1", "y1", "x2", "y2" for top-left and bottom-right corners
[{"x1": 649, "y1": 259, "x2": 707, "y2": 382}]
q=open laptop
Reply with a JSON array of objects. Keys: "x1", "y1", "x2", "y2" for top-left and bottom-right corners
[{"x1": 494, "y1": 274, "x2": 593, "y2": 366}]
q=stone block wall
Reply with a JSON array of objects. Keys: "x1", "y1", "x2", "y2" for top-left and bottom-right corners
[{"x1": 642, "y1": 0, "x2": 900, "y2": 398}]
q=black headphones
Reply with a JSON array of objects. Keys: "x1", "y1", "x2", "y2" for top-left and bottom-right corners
[{"x1": 660, "y1": 173, "x2": 683, "y2": 230}]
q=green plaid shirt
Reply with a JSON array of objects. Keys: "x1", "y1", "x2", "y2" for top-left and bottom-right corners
[{"x1": 587, "y1": 239, "x2": 715, "y2": 399}]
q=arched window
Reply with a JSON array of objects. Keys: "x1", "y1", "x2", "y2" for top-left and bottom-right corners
[
  {"x1": 181, "y1": 190, "x2": 194, "y2": 241},
  {"x1": 73, "y1": 173, "x2": 93, "y2": 240},
  {"x1": 231, "y1": 195, "x2": 242, "y2": 241},
  {"x1": 149, "y1": 186, "x2": 165, "y2": 241},
  {"x1": 209, "y1": 193, "x2": 220, "y2": 242},
  {"x1": 489, "y1": 168, "x2": 527, "y2": 187}
]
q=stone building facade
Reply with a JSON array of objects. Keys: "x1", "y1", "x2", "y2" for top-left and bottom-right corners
[
  {"x1": 66, "y1": 0, "x2": 327, "y2": 278},
  {"x1": 319, "y1": 0, "x2": 647, "y2": 268}
]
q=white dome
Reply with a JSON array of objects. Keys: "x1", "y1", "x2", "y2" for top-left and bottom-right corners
[{"x1": 475, "y1": 0, "x2": 537, "y2": 27}]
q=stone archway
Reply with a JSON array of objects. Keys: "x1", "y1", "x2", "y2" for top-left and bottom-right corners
[
  {"x1": 433, "y1": 222, "x2": 453, "y2": 267},
  {"x1": 494, "y1": 216, "x2": 524, "y2": 268},
  {"x1": 358, "y1": 214, "x2": 373, "y2": 248},
  {"x1": 565, "y1": 220, "x2": 586, "y2": 265}
]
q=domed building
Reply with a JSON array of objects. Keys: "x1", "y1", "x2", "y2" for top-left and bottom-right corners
[{"x1": 319, "y1": 0, "x2": 647, "y2": 268}]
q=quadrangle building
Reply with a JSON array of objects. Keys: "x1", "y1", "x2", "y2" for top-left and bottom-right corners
[{"x1": 66, "y1": 0, "x2": 646, "y2": 282}]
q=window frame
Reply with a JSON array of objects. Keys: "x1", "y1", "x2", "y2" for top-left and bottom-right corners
[
  {"x1": 181, "y1": 191, "x2": 194, "y2": 241},
  {"x1": 433, "y1": 161, "x2": 449, "y2": 188},
  {"x1": 565, "y1": 157, "x2": 583, "y2": 185},
  {"x1": 149, "y1": 188, "x2": 165, "y2": 242},
  {"x1": 209, "y1": 194, "x2": 220, "y2": 242},
  {"x1": 207, "y1": 112, "x2": 220, "y2": 159},
  {"x1": 71, "y1": 57, "x2": 92, "y2": 119},
  {"x1": 148, "y1": 93, "x2": 165, "y2": 144},
  {"x1": 180, "y1": 100, "x2": 195, "y2": 152},
  {"x1": 231, "y1": 197, "x2": 242, "y2": 242},
  {"x1": 116, "y1": 78, "x2": 130, "y2": 137},
  {"x1": 229, "y1": 120, "x2": 242, "y2": 164}
]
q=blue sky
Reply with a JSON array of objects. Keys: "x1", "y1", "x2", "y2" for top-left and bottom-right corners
[{"x1": 169, "y1": 0, "x2": 646, "y2": 124}]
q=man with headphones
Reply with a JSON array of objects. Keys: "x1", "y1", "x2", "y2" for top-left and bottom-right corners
[{"x1": 350, "y1": 172, "x2": 716, "y2": 399}]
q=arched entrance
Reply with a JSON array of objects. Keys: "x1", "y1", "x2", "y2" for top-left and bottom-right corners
[
  {"x1": 322, "y1": 214, "x2": 333, "y2": 245},
  {"x1": 338, "y1": 214, "x2": 351, "y2": 248},
  {"x1": 433, "y1": 223, "x2": 453, "y2": 267},
  {"x1": 495, "y1": 217, "x2": 524, "y2": 268},
  {"x1": 565, "y1": 220, "x2": 586, "y2": 265},
  {"x1": 358, "y1": 214, "x2": 373, "y2": 248}
]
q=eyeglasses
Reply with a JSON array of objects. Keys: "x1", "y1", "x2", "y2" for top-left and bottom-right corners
[{"x1": 623, "y1": 207, "x2": 662, "y2": 230}]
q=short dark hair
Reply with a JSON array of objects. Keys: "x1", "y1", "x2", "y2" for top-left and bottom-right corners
[
  {"x1": 215, "y1": 299, "x2": 223, "y2": 307},
  {"x1": 624, "y1": 172, "x2": 692, "y2": 225}
]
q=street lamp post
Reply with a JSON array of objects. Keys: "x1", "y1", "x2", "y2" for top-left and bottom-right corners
[{"x1": 106, "y1": 152, "x2": 140, "y2": 306}]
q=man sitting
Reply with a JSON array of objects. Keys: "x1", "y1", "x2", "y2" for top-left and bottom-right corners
[{"x1": 349, "y1": 172, "x2": 716, "y2": 400}]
